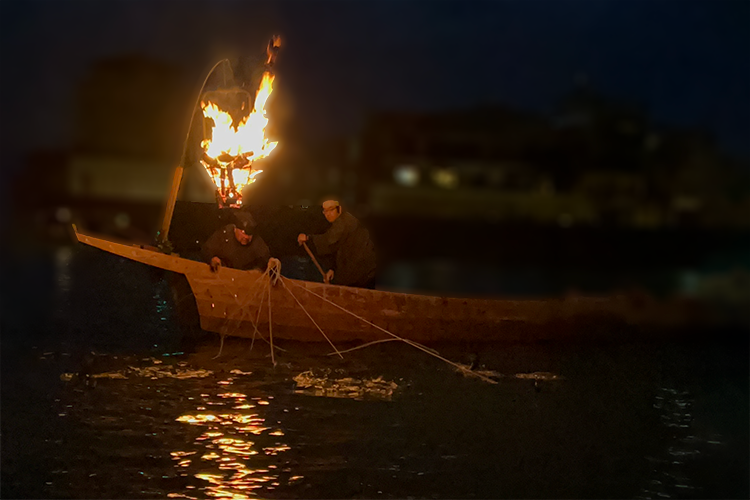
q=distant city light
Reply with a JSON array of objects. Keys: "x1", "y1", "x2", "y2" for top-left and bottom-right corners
[
  {"x1": 55, "y1": 207, "x2": 72, "y2": 223},
  {"x1": 431, "y1": 168, "x2": 459, "y2": 189},
  {"x1": 114, "y1": 212, "x2": 130, "y2": 229},
  {"x1": 394, "y1": 165, "x2": 420, "y2": 187}
]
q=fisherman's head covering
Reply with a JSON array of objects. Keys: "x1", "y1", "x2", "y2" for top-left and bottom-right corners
[
  {"x1": 233, "y1": 212, "x2": 257, "y2": 235},
  {"x1": 321, "y1": 199, "x2": 341, "y2": 212}
]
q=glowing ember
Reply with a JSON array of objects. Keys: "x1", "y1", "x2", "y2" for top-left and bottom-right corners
[{"x1": 200, "y1": 71, "x2": 278, "y2": 207}]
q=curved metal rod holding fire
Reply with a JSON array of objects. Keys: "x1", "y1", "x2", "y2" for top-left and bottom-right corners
[
  {"x1": 156, "y1": 58, "x2": 231, "y2": 248},
  {"x1": 179, "y1": 58, "x2": 232, "y2": 171}
]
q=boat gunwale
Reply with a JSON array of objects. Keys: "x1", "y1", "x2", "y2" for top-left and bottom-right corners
[{"x1": 72, "y1": 226, "x2": 554, "y2": 306}]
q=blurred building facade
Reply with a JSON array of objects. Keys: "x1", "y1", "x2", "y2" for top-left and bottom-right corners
[
  {"x1": 12, "y1": 55, "x2": 204, "y2": 244},
  {"x1": 342, "y1": 82, "x2": 750, "y2": 229},
  {"x1": 12, "y1": 60, "x2": 749, "y2": 251}
]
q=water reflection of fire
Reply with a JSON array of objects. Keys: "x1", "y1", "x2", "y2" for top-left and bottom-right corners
[
  {"x1": 200, "y1": 71, "x2": 278, "y2": 208},
  {"x1": 172, "y1": 384, "x2": 296, "y2": 499}
]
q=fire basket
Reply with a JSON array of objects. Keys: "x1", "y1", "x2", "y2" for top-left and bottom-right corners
[
  {"x1": 156, "y1": 36, "x2": 281, "y2": 250},
  {"x1": 199, "y1": 35, "x2": 281, "y2": 208}
]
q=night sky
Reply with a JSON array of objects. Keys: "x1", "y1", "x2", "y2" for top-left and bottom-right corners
[{"x1": 1, "y1": 0, "x2": 748, "y2": 174}]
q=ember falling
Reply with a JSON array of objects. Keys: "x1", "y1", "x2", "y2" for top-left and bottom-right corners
[{"x1": 200, "y1": 71, "x2": 278, "y2": 208}]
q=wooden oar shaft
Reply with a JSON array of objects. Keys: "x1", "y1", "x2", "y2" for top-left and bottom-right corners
[
  {"x1": 302, "y1": 241, "x2": 327, "y2": 282},
  {"x1": 157, "y1": 166, "x2": 184, "y2": 245}
]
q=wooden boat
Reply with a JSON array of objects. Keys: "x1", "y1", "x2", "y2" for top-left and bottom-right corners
[
  {"x1": 69, "y1": 54, "x2": 743, "y2": 346},
  {"x1": 73, "y1": 226, "x2": 731, "y2": 344}
]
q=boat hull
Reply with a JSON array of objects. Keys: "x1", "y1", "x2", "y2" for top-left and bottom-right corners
[{"x1": 73, "y1": 228, "x2": 733, "y2": 343}]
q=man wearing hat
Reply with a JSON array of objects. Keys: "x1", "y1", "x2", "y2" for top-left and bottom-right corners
[
  {"x1": 202, "y1": 212, "x2": 271, "y2": 272},
  {"x1": 297, "y1": 199, "x2": 377, "y2": 288}
]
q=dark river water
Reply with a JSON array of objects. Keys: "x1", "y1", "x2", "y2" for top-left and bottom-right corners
[{"x1": 1, "y1": 246, "x2": 748, "y2": 499}]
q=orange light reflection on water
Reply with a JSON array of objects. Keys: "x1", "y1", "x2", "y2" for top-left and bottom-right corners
[{"x1": 171, "y1": 388, "x2": 298, "y2": 498}]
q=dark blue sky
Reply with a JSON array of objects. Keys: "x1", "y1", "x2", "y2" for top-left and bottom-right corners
[{"x1": 1, "y1": 0, "x2": 748, "y2": 167}]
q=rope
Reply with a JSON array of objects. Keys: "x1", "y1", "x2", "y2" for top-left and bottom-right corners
[
  {"x1": 244, "y1": 274, "x2": 287, "y2": 353},
  {"x1": 205, "y1": 261, "x2": 492, "y2": 384},
  {"x1": 220, "y1": 272, "x2": 267, "y2": 341},
  {"x1": 326, "y1": 338, "x2": 439, "y2": 356},
  {"x1": 267, "y1": 274, "x2": 275, "y2": 366},
  {"x1": 249, "y1": 275, "x2": 267, "y2": 353},
  {"x1": 212, "y1": 334, "x2": 226, "y2": 359},
  {"x1": 284, "y1": 278, "x2": 498, "y2": 384},
  {"x1": 213, "y1": 267, "x2": 286, "y2": 357},
  {"x1": 267, "y1": 257, "x2": 282, "y2": 285},
  {"x1": 327, "y1": 338, "x2": 397, "y2": 355},
  {"x1": 221, "y1": 270, "x2": 268, "y2": 338},
  {"x1": 209, "y1": 267, "x2": 266, "y2": 359},
  {"x1": 279, "y1": 278, "x2": 343, "y2": 358}
]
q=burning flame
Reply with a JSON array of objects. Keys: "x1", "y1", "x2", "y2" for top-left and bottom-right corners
[{"x1": 200, "y1": 72, "x2": 278, "y2": 206}]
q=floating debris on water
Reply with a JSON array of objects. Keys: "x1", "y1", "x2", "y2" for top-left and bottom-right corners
[
  {"x1": 92, "y1": 372, "x2": 128, "y2": 379},
  {"x1": 293, "y1": 370, "x2": 398, "y2": 401},
  {"x1": 453, "y1": 363, "x2": 502, "y2": 379},
  {"x1": 514, "y1": 372, "x2": 564, "y2": 381},
  {"x1": 451, "y1": 368, "x2": 564, "y2": 383},
  {"x1": 130, "y1": 365, "x2": 214, "y2": 379},
  {"x1": 60, "y1": 364, "x2": 213, "y2": 382},
  {"x1": 230, "y1": 369, "x2": 252, "y2": 376}
]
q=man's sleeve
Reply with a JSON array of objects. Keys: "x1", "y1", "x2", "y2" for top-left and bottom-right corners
[
  {"x1": 255, "y1": 238, "x2": 272, "y2": 269},
  {"x1": 311, "y1": 219, "x2": 347, "y2": 255},
  {"x1": 201, "y1": 231, "x2": 221, "y2": 263}
]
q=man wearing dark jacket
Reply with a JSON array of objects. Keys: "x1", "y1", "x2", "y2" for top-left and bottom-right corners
[
  {"x1": 202, "y1": 212, "x2": 271, "y2": 272},
  {"x1": 298, "y1": 200, "x2": 376, "y2": 288}
]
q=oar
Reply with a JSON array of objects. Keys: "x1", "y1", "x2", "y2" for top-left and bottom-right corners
[{"x1": 302, "y1": 241, "x2": 330, "y2": 284}]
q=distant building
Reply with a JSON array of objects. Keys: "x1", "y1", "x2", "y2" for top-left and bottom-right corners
[
  {"x1": 550, "y1": 81, "x2": 651, "y2": 187},
  {"x1": 356, "y1": 106, "x2": 573, "y2": 222},
  {"x1": 353, "y1": 88, "x2": 749, "y2": 228},
  {"x1": 13, "y1": 55, "x2": 204, "y2": 243}
]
